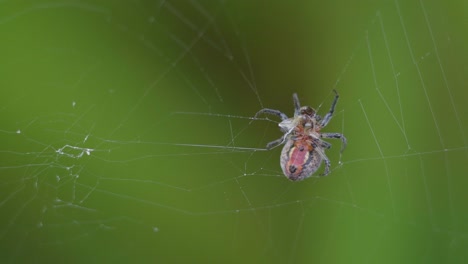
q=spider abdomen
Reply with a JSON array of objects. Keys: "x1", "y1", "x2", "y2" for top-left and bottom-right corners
[{"x1": 280, "y1": 139, "x2": 322, "y2": 181}]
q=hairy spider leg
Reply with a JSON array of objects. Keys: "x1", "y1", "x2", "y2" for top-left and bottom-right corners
[
  {"x1": 254, "y1": 108, "x2": 291, "y2": 149},
  {"x1": 320, "y1": 140, "x2": 332, "y2": 149},
  {"x1": 254, "y1": 108, "x2": 289, "y2": 121},
  {"x1": 292, "y1": 93, "x2": 301, "y2": 116},
  {"x1": 266, "y1": 137, "x2": 285, "y2": 150},
  {"x1": 321, "y1": 132, "x2": 347, "y2": 153},
  {"x1": 321, "y1": 158, "x2": 331, "y2": 176},
  {"x1": 319, "y1": 89, "x2": 339, "y2": 128},
  {"x1": 312, "y1": 144, "x2": 331, "y2": 176},
  {"x1": 266, "y1": 123, "x2": 297, "y2": 149}
]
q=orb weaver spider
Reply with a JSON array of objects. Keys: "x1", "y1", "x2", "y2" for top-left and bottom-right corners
[{"x1": 255, "y1": 90, "x2": 347, "y2": 181}]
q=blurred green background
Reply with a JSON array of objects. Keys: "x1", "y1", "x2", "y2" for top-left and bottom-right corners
[{"x1": 1, "y1": 0, "x2": 467, "y2": 263}]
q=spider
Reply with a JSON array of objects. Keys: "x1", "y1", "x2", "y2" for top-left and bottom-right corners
[{"x1": 255, "y1": 90, "x2": 347, "y2": 181}]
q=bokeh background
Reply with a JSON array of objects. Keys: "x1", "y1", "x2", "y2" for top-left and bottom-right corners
[{"x1": 1, "y1": 0, "x2": 467, "y2": 263}]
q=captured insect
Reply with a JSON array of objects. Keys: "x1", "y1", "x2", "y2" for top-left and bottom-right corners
[{"x1": 255, "y1": 90, "x2": 347, "y2": 181}]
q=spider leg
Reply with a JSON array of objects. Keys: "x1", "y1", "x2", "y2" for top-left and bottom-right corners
[
  {"x1": 265, "y1": 125, "x2": 297, "y2": 149},
  {"x1": 319, "y1": 90, "x2": 339, "y2": 128},
  {"x1": 265, "y1": 137, "x2": 285, "y2": 150},
  {"x1": 255, "y1": 108, "x2": 288, "y2": 121},
  {"x1": 314, "y1": 147, "x2": 331, "y2": 176},
  {"x1": 320, "y1": 140, "x2": 332, "y2": 149},
  {"x1": 321, "y1": 132, "x2": 347, "y2": 153},
  {"x1": 293, "y1": 93, "x2": 301, "y2": 116},
  {"x1": 315, "y1": 114, "x2": 322, "y2": 123},
  {"x1": 321, "y1": 158, "x2": 331, "y2": 176}
]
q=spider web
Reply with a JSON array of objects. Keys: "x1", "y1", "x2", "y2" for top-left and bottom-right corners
[{"x1": 1, "y1": 0, "x2": 467, "y2": 263}]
